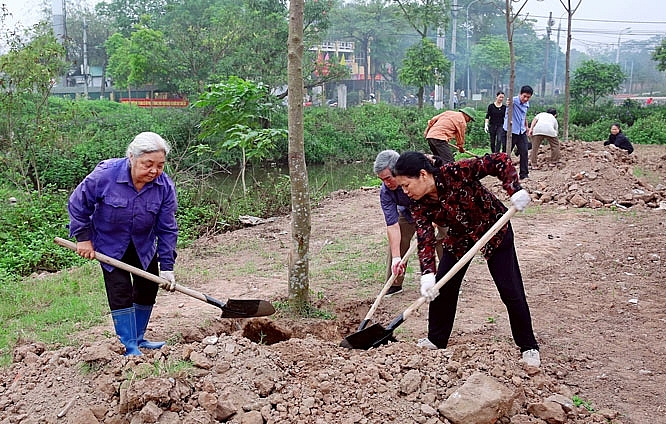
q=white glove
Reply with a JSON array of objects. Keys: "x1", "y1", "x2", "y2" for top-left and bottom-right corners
[
  {"x1": 484, "y1": 122, "x2": 489, "y2": 133},
  {"x1": 420, "y1": 273, "x2": 438, "y2": 302},
  {"x1": 510, "y1": 189, "x2": 531, "y2": 211},
  {"x1": 159, "y1": 270, "x2": 176, "y2": 292},
  {"x1": 391, "y1": 257, "x2": 405, "y2": 276}
]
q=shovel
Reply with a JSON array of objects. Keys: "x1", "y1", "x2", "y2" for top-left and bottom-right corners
[
  {"x1": 340, "y1": 206, "x2": 517, "y2": 349},
  {"x1": 358, "y1": 241, "x2": 417, "y2": 331},
  {"x1": 448, "y1": 142, "x2": 481, "y2": 159},
  {"x1": 54, "y1": 237, "x2": 275, "y2": 318}
]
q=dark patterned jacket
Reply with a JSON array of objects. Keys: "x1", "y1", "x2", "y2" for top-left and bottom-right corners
[{"x1": 411, "y1": 153, "x2": 522, "y2": 275}]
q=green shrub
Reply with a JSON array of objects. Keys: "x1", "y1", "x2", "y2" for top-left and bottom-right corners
[
  {"x1": 625, "y1": 116, "x2": 666, "y2": 145},
  {"x1": 569, "y1": 120, "x2": 615, "y2": 142},
  {"x1": 0, "y1": 190, "x2": 78, "y2": 276}
]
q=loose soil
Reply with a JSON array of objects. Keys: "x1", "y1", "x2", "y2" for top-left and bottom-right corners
[{"x1": 1, "y1": 141, "x2": 666, "y2": 424}]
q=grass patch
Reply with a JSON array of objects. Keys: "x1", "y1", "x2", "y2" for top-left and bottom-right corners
[
  {"x1": 124, "y1": 359, "x2": 195, "y2": 380},
  {"x1": 310, "y1": 236, "x2": 385, "y2": 290},
  {"x1": 0, "y1": 262, "x2": 108, "y2": 367},
  {"x1": 572, "y1": 395, "x2": 595, "y2": 412}
]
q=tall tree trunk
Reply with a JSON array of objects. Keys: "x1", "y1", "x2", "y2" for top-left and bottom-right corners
[
  {"x1": 504, "y1": 0, "x2": 514, "y2": 149},
  {"x1": 561, "y1": 0, "x2": 581, "y2": 142},
  {"x1": 287, "y1": 0, "x2": 311, "y2": 313}
]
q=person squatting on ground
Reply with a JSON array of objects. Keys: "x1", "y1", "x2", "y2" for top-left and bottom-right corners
[
  {"x1": 499, "y1": 85, "x2": 533, "y2": 180},
  {"x1": 373, "y1": 150, "x2": 443, "y2": 297},
  {"x1": 68, "y1": 132, "x2": 178, "y2": 356},
  {"x1": 529, "y1": 107, "x2": 561, "y2": 168},
  {"x1": 423, "y1": 107, "x2": 478, "y2": 163},
  {"x1": 392, "y1": 151, "x2": 541, "y2": 367},
  {"x1": 604, "y1": 123, "x2": 634, "y2": 154},
  {"x1": 485, "y1": 91, "x2": 507, "y2": 153}
]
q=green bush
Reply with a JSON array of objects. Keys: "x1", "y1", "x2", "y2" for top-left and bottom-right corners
[
  {"x1": 303, "y1": 104, "x2": 434, "y2": 163},
  {"x1": 0, "y1": 189, "x2": 78, "y2": 276},
  {"x1": 625, "y1": 115, "x2": 666, "y2": 145},
  {"x1": 569, "y1": 120, "x2": 615, "y2": 142}
]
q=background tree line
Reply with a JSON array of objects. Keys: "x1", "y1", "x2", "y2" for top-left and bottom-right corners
[{"x1": 1, "y1": 0, "x2": 666, "y2": 304}]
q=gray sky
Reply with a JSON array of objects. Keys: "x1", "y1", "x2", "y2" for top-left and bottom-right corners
[
  {"x1": 3, "y1": 0, "x2": 665, "y2": 54},
  {"x1": 520, "y1": 0, "x2": 666, "y2": 53}
]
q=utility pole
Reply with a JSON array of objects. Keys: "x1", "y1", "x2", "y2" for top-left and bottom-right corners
[
  {"x1": 552, "y1": 19, "x2": 561, "y2": 95},
  {"x1": 540, "y1": 11, "x2": 553, "y2": 97},
  {"x1": 449, "y1": 0, "x2": 458, "y2": 110},
  {"x1": 466, "y1": 0, "x2": 482, "y2": 102},
  {"x1": 82, "y1": 17, "x2": 89, "y2": 98},
  {"x1": 434, "y1": 27, "x2": 446, "y2": 109}
]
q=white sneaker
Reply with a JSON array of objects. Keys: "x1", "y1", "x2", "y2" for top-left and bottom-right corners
[
  {"x1": 417, "y1": 338, "x2": 438, "y2": 350},
  {"x1": 521, "y1": 349, "x2": 541, "y2": 367}
]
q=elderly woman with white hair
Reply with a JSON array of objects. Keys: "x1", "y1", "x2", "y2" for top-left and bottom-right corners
[{"x1": 68, "y1": 132, "x2": 178, "y2": 356}]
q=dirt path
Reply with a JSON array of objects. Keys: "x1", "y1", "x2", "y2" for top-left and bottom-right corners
[{"x1": 1, "y1": 142, "x2": 665, "y2": 423}]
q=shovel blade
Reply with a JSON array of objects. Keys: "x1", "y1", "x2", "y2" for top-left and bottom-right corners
[
  {"x1": 219, "y1": 299, "x2": 276, "y2": 318},
  {"x1": 340, "y1": 323, "x2": 397, "y2": 350}
]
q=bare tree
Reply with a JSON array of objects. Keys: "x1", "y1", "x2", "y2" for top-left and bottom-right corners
[
  {"x1": 559, "y1": 0, "x2": 583, "y2": 142},
  {"x1": 287, "y1": 0, "x2": 311, "y2": 313}
]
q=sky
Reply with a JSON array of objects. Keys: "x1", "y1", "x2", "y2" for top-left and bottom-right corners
[
  {"x1": 520, "y1": 0, "x2": 666, "y2": 53},
  {"x1": 3, "y1": 0, "x2": 665, "y2": 54}
]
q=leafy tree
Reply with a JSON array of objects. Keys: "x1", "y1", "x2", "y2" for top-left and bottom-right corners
[
  {"x1": 95, "y1": 0, "x2": 168, "y2": 37},
  {"x1": 571, "y1": 60, "x2": 626, "y2": 107},
  {"x1": 104, "y1": 33, "x2": 132, "y2": 93},
  {"x1": 327, "y1": 0, "x2": 407, "y2": 99},
  {"x1": 398, "y1": 38, "x2": 450, "y2": 108},
  {"x1": 394, "y1": 0, "x2": 448, "y2": 39},
  {"x1": 0, "y1": 23, "x2": 68, "y2": 194},
  {"x1": 470, "y1": 35, "x2": 509, "y2": 95},
  {"x1": 105, "y1": 25, "x2": 170, "y2": 99},
  {"x1": 651, "y1": 38, "x2": 666, "y2": 72},
  {"x1": 153, "y1": 0, "x2": 245, "y2": 95},
  {"x1": 193, "y1": 76, "x2": 286, "y2": 195}
]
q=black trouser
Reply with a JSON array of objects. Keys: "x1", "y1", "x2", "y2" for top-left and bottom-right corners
[
  {"x1": 427, "y1": 138, "x2": 455, "y2": 164},
  {"x1": 499, "y1": 131, "x2": 529, "y2": 179},
  {"x1": 102, "y1": 242, "x2": 159, "y2": 310},
  {"x1": 489, "y1": 124, "x2": 503, "y2": 153},
  {"x1": 427, "y1": 224, "x2": 539, "y2": 352}
]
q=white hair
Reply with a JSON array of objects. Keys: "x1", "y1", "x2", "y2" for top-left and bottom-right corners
[
  {"x1": 126, "y1": 132, "x2": 171, "y2": 158},
  {"x1": 373, "y1": 150, "x2": 399, "y2": 174}
]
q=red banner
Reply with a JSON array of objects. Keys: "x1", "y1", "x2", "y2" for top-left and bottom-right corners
[{"x1": 120, "y1": 98, "x2": 189, "y2": 108}]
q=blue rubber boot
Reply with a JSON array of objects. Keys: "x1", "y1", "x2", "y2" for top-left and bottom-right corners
[
  {"x1": 111, "y1": 307, "x2": 142, "y2": 356},
  {"x1": 134, "y1": 304, "x2": 165, "y2": 349}
]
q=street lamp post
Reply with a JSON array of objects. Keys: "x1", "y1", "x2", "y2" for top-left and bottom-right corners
[
  {"x1": 616, "y1": 27, "x2": 631, "y2": 64},
  {"x1": 465, "y1": 0, "x2": 482, "y2": 102}
]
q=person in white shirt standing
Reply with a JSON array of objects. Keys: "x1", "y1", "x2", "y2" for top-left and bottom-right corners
[{"x1": 528, "y1": 108, "x2": 560, "y2": 168}]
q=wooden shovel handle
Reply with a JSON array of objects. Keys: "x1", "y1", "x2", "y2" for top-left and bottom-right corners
[
  {"x1": 402, "y1": 206, "x2": 518, "y2": 321},
  {"x1": 361, "y1": 241, "x2": 417, "y2": 324},
  {"x1": 53, "y1": 237, "x2": 209, "y2": 304}
]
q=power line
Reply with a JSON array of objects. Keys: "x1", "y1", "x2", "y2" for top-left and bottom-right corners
[{"x1": 528, "y1": 14, "x2": 666, "y2": 26}]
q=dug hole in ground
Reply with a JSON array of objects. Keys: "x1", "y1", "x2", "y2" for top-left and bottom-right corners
[{"x1": 1, "y1": 141, "x2": 665, "y2": 424}]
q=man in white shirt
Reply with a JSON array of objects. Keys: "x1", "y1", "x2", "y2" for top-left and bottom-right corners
[{"x1": 528, "y1": 108, "x2": 560, "y2": 168}]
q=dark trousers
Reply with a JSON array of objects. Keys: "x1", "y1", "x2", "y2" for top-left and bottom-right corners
[
  {"x1": 427, "y1": 224, "x2": 539, "y2": 352},
  {"x1": 499, "y1": 131, "x2": 529, "y2": 179},
  {"x1": 489, "y1": 124, "x2": 503, "y2": 153},
  {"x1": 102, "y1": 242, "x2": 159, "y2": 310},
  {"x1": 384, "y1": 215, "x2": 416, "y2": 287},
  {"x1": 427, "y1": 138, "x2": 455, "y2": 164}
]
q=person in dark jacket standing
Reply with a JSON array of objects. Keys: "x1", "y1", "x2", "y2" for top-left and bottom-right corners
[
  {"x1": 484, "y1": 91, "x2": 506, "y2": 153},
  {"x1": 68, "y1": 132, "x2": 178, "y2": 356},
  {"x1": 604, "y1": 123, "x2": 634, "y2": 154}
]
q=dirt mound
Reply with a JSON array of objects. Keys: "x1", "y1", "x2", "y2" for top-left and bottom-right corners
[
  {"x1": 490, "y1": 140, "x2": 666, "y2": 210},
  {"x1": 1, "y1": 142, "x2": 665, "y2": 424}
]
